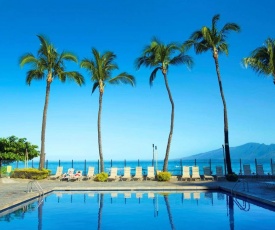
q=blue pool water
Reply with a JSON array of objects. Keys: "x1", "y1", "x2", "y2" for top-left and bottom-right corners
[{"x1": 1, "y1": 191, "x2": 275, "y2": 230}]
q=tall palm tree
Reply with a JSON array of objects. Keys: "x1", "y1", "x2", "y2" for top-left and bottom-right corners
[
  {"x1": 19, "y1": 35, "x2": 84, "y2": 170},
  {"x1": 243, "y1": 38, "x2": 275, "y2": 84},
  {"x1": 136, "y1": 38, "x2": 193, "y2": 172},
  {"x1": 184, "y1": 14, "x2": 240, "y2": 175},
  {"x1": 81, "y1": 48, "x2": 135, "y2": 173}
]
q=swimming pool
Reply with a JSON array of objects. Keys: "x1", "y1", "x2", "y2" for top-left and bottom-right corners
[{"x1": 0, "y1": 191, "x2": 275, "y2": 229}]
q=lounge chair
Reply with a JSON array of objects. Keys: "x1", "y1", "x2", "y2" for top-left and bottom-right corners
[
  {"x1": 191, "y1": 166, "x2": 201, "y2": 181},
  {"x1": 132, "y1": 167, "x2": 143, "y2": 181},
  {"x1": 69, "y1": 170, "x2": 83, "y2": 181},
  {"x1": 83, "y1": 166, "x2": 95, "y2": 180},
  {"x1": 121, "y1": 167, "x2": 132, "y2": 181},
  {"x1": 108, "y1": 168, "x2": 119, "y2": 181},
  {"x1": 256, "y1": 164, "x2": 265, "y2": 176},
  {"x1": 216, "y1": 166, "x2": 225, "y2": 181},
  {"x1": 136, "y1": 192, "x2": 143, "y2": 199},
  {"x1": 49, "y1": 166, "x2": 63, "y2": 180},
  {"x1": 124, "y1": 192, "x2": 131, "y2": 199},
  {"x1": 60, "y1": 168, "x2": 74, "y2": 181},
  {"x1": 148, "y1": 192, "x2": 155, "y2": 199},
  {"x1": 203, "y1": 166, "x2": 214, "y2": 181},
  {"x1": 181, "y1": 166, "x2": 191, "y2": 181},
  {"x1": 243, "y1": 164, "x2": 252, "y2": 176},
  {"x1": 146, "y1": 166, "x2": 155, "y2": 180}
]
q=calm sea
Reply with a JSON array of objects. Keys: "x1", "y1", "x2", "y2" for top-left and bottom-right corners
[{"x1": 9, "y1": 158, "x2": 274, "y2": 176}]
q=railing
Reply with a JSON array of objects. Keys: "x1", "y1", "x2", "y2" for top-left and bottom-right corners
[
  {"x1": 231, "y1": 179, "x2": 249, "y2": 196},
  {"x1": 27, "y1": 180, "x2": 44, "y2": 207},
  {"x1": 9, "y1": 158, "x2": 275, "y2": 177}
]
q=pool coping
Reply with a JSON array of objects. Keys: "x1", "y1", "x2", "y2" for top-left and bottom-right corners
[{"x1": 1, "y1": 183, "x2": 275, "y2": 215}]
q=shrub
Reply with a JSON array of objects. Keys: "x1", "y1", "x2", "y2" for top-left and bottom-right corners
[
  {"x1": 11, "y1": 168, "x2": 51, "y2": 180},
  {"x1": 94, "y1": 172, "x2": 108, "y2": 182},
  {"x1": 226, "y1": 173, "x2": 238, "y2": 182},
  {"x1": 157, "y1": 172, "x2": 171, "y2": 181}
]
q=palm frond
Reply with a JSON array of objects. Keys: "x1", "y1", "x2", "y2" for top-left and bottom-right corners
[
  {"x1": 64, "y1": 71, "x2": 85, "y2": 85},
  {"x1": 170, "y1": 53, "x2": 193, "y2": 68},
  {"x1": 92, "y1": 82, "x2": 99, "y2": 94},
  {"x1": 218, "y1": 42, "x2": 229, "y2": 55},
  {"x1": 19, "y1": 54, "x2": 37, "y2": 67},
  {"x1": 221, "y1": 23, "x2": 241, "y2": 35},
  {"x1": 26, "y1": 69, "x2": 44, "y2": 85},
  {"x1": 108, "y1": 72, "x2": 136, "y2": 86},
  {"x1": 149, "y1": 67, "x2": 161, "y2": 87}
]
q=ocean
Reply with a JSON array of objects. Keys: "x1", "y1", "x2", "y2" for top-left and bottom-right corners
[{"x1": 9, "y1": 158, "x2": 274, "y2": 176}]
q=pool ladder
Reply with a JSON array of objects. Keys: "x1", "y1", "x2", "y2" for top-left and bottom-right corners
[
  {"x1": 27, "y1": 180, "x2": 44, "y2": 207},
  {"x1": 231, "y1": 179, "x2": 249, "y2": 196}
]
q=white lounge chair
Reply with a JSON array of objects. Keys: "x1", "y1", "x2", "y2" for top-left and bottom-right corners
[
  {"x1": 60, "y1": 168, "x2": 74, "y2": 181},
  {"x1": 243, "y1": 164, "x2": 252, "y2": 176},
  {"x1": 133, "y1": 167, "x2": 143, "y2": 181},
  {"x1": 216, "y1": 166, "x2": 225, "y2": 181},
  {"x1": 108, "y1": 168, "x2": 119, "y2": 181},
  {"x1": 256, "y1": 164, "x2": 265, "y2": 176},
  {"x1": 203, "y1": 166, "x2": 214, "y2": 181},
  {"x1": 69, "y1": 170, "x2": 83, "y2": 181},
  {"x1": 181, "y1": 166, "x2": 191, "y2": 181},
  {"x1": 193, "y1": 192, "x2": 200, "y2": 200},
  {"x1": 121, "y1": 167, "x2": 132, "y2": 181},
  {"x1": 146, "y1": 166, "x2": 155, "y2": 180},
  {"x1": 136, "y1": 192, "x2": 143, "y2": 199},
  {"x1": 191, "y1": 166, "x2": 201, "y2": 181},
  {"x1": 49, "y1": 166, "x2": 63, "y2": 180},
  {"x1": 83, "y1": 166, "x2": 95, "y2": 180},
  {"x1": 183, "y1": 192, "x2": 191, "y2": 199},
  {"x1": 148, "y1": 192, "x2": 155, "y2": 199}
]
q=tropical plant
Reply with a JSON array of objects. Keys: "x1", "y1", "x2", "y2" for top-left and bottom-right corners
[
  {"x1": 81, "y1": 48, "x2": 135, "y2": 172},
  {"x1": 19, "y1": 35, "x2": 85, "y2": 169},
  {"x1": 0, "y1": 135, "x2": 39, "y2": 166},
  {"x1": 243, "y1": 38, "x2": 275, "y2": 84},
  {"x1": 94, "y1": 172, "x2": 108, "y2": 182},
  {"x1": 184, "y1": 14, "x2": 240, "y2": 174},
  {"x1": 135, "y1": 38, "x2": 193, "y2": 172},
  {"x1": 157, "y1": 171, "x2": 171, "y2": 181}
]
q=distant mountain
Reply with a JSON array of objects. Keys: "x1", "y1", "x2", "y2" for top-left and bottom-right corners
[{"x1": 181, "y1": 143, "x2": 275, "y2": 160}]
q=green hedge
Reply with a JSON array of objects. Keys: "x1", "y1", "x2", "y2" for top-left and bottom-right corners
[
  {"x1": 11, "y1": 168, "x2": 51, "y2": 180},
  {"x1": 157, "y1": 172, "x2": 171, "y2": 181},
  {"x1": 94, "y1": 172, "x2": 108, "y2": 182}
]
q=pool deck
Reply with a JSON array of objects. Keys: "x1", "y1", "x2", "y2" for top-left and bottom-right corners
[{"x1": 0, "y1": 177, "x2": 275, "y2": 212}]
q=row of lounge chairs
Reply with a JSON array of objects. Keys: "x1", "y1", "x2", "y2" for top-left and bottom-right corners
[{"x1": 49, "y1": 165, "x2": 225, "y2": 181}]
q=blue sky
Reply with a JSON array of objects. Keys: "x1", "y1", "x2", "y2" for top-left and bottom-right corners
[{"x1": 1, "y1": 0, "x2": 275, "y2": 161}]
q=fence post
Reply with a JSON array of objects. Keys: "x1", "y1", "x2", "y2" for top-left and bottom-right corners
[
  {"x1": 72, "y1": 160, "x2": 74, "y2": 168},
  {"x1": 46, "y1": 160, "x2": 48, "y2": 169},
  {"x1": 32, "y1": 160, "x2": 34, "y2": 168},
  {"x1": 180, "y1": 159, "x2": 182, "y2": 176},
  {"x1": 209, "y1": 159, "x2": 212, "y2": 173},
  {"x1": 84, "y1": 159, "x2": 87, "y2": 176},
  {"x1": 111, "y1": 159, "x2": 112, "y2": 167},
  {"x1": 124, "y1": 159, "x2": 126, "y2": 167},
  {"x1": 239, "y1": 159, "x2": 242, "y2": 175},
  {"x1": 194, "y1": 159, "x2": 196, "y2": 166},
  {"x1": 58, "y1": 160, "x2": 60, "y2": 167},
  {"x1": 271, "y1": 158, "x2": 273, "y2": 175},
  {"x1": 255, "y1": 158, "x2": 257, "y2": 175}
]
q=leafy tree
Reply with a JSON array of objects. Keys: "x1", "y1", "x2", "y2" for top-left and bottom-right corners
[
  {"x1": 19, "y1": 35, "x2": 85, "y2": 169},
  {"x1": 136, "y1": 38, "x2": 193, "y2": 172},
  {"x1": 0, "y1": 136, "x2": 39, "y2": 168},
  {"x1": 243, "y1": 38, "x2": 275, "y2": 84},
  {"x1": 184, "y1": 14, "x2": 240, "y2": 174},
  {"x1": 81, "y1": 48, "x2": 135, "y2": 172}
]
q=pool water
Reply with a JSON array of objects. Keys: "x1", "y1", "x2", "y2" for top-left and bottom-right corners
[{"x1": 0, "y1": 191, "x2": 275, "y2": 230}]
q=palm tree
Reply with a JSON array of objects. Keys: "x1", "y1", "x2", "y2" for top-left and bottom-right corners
[
  {"x1": 81, "y1": 48, "x2": 135, "y2": 173},
  {"x1": 136, "y1": 38, "x2": 193, "y2": 172},
  {"x1": 184, "y1": 14, "x2": 240, "y2": 175},
  {"x1": 19, "y1": 35, "x2": 84, "y2": 170},
  {"x1": 243, "y1": 38, "x2": 275, "y2": 84}
]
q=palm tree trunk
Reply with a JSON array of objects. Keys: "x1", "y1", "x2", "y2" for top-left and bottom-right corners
[
  {"x1": 39, "y1": 81, "x2": 51, "y2": 170},
  {"x1": 213, "y1": 57, "x2": 233, "y2": 174},
  {"x1": 98, "y1": 92, "x2": 104, "y2": 172},
  {"x1": 162, "y1": 73, "x2": 174, "y2": 172}
]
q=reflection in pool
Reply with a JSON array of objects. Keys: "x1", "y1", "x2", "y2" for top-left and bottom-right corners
[{"x1": 0, "y1": 191, "x2": 275, "y2": 230}]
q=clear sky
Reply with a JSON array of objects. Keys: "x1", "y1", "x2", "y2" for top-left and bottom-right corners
[{"x1": 1, "y1": 0, "x2": 275, "y2": 161}]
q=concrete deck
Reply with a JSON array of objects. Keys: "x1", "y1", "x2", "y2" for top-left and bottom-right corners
[{"x1": 0, "y1": 178, "x2": 275, "y2": 213}]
